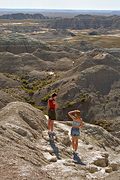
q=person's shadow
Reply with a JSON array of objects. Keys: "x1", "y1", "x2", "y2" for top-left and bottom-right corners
[
  {"x1": 49, "y1": 140, "x2": 61, "y2": 160},
  {"x1": 73, "y1": 153, "x2": 86, "y2": 165}
]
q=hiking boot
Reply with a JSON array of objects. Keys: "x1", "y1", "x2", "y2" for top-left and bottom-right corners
[
  {"x1": 48, "y1": 131, "x2": 52, "y2": 135},
  {"x1": 51, "y1": 131, "x2": 56, "y2": 136}
]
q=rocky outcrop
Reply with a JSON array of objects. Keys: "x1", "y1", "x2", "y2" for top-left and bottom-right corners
[
  {"x1": 43, "y1": 120, "x2": 120, "y2": 180},
  {"x1": 0, "y1": 33, "x2": 49, "y2": 54},
  {"x1": 105, "y1": 48, "x2": 120, "y2": 58},
  {"x1": 33, "y1": 48, "x2": 76, "y2": 62},
  {"x1": 0, "y1": 90, "x2": 16, "y2": 109},
  {"x1": 104, "y1": 172, "x2": 120, "y2": 180},
  {"x1": 66, "y1": 51, "x2": 120, "y2": 76},
  {"x1": 0, "y1": 52, "x2": 53, "y2": 73},
  {"x1": 48, "y1": 15, "x2": 120, "y2": 29},
  {"x1": 0, "y1": 73, "x2": 20, "y2": 88},
  {"x1": 0, "y1": 102, "x2": 120, "y2": 179},
  {"x1": 0, "y1": 13, "x2": 46, "y2": 20},
  {"x1": 33, "y1": 49, "x2": 120, "y2": 130},
  {"x1": 34, "y1": 64, "x2": 120, "y2": 119},
  {"x1": 55, "y1": 57, "x2": 74, "y2": 71},
  {"x1": 0, "y1": 102, "x2": 50, "y2": 179},
  {"x1": 84, "y1": 123, "x2": 120, "y2": 149}
]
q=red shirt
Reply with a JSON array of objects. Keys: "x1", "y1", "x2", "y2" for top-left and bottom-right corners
[{"x1": 48, "y1": 98, "x2": 56, "y2": 110}]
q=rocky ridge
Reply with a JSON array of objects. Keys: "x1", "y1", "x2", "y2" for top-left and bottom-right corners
[
  {"x1": 0, "y1": 102, "x2": 120, "y2": 179},
  {"x1": 0, "y1": 13, "x2": 46, "y2": 20}
]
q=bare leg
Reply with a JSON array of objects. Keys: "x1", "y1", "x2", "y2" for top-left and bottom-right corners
[
  {"x1": 74, "y1": 137, "x2": 78, "y2": 151},
  {"x1": 48, "y1": 119, "x2": 51, "y2": 131},
  {"x1": 50, "y1": 120, "x2": 54, "y2": 132},
  {"x1": 72, "y1": 136, "x2": 76, "y2": 151}
]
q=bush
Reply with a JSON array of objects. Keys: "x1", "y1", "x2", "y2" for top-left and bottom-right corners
[
  {"x1": 21, "y1": 79, "x2": 28, "y2": 85},
  {"x1": 65, "y1": 101, "x2": 76, "y2": 108},
  {"x1": 41, "y1": 94, "x2": 51, "y2": 102},
  {"x1": 79, "y1": 93, "x2": 89, "y2": 103},
  {"x1": 33, "y1": 105, "x2": 45, "y2": 111},
  {"x1": 27, "y1": 89, "x2": 34, "y2": 96}
]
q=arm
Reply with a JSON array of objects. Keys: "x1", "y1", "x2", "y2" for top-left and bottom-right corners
[
  {"x1": 47, "y1": 100, "x2": 50, "y2": 109},
  {"x1": 55, "y1": 101, "x2": 58, "y2": 109},
  {"x1": 79, "y1": 118, "x2": 84, "y2": 128},
  {"x1": 68, "y1": 110, "x2": 76, "y2": 120}
]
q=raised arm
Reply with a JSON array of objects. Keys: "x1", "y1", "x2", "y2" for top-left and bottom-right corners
[{"x1": 68, "y1": 110, "x2": 76, "y2": 120}]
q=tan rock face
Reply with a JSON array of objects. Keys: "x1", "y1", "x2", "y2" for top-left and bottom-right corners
[
  {"x1": 0, "y1": 102, "x2": 50, "y2": 179},
  {"x1": 49, "y1": 15, "x2": 120, "y2": 29},
  {"x1": 87, "y1": 165, "x2": 99, "y2": 173},
  {"x1": 109, "y1": 162, "x2": 119, "y2": 171},
  {"x1": 61, "y1": 131, "x2": 71, "y2": 147},
  {"x1": 0, "y1": 102, "x2": 120, "y2": 180},
  {"x1": 0, "y1": 90, "x2": 17, "y2": 109},
  {"x1": 105, "y1": 167, "x2": 113, "y2": 173},
  {"x1": 103, "y1": 172, "x2": 120, "y2": 180},
  {"x1": 92, "y1": 156, "x2": 108, "y2": 167}
]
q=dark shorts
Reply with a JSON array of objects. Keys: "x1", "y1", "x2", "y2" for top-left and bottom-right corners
[
  {"x1": 48, "y1": 109, "x2": 56, "y2": 120},
  {"x1": 71, "y1": 127, "x2": 80, "y2": 136}
]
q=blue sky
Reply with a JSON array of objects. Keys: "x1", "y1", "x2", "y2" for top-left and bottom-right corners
[{"x1": 0, "y1": 0, "x2": 120, "y2": 10}]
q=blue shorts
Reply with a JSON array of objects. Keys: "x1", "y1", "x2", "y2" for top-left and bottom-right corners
[{"x1": 71, "y1": 127, "x2": 80, "y2": 136}]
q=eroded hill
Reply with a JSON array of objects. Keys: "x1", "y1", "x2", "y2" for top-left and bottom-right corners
[{"x1": 0, "y1": 15, "x2": 120, "y2": 179}]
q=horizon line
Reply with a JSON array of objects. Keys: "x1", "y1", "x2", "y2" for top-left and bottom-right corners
[{"x1": 0, "y1": 8, "x2": 120, "y2": 11}]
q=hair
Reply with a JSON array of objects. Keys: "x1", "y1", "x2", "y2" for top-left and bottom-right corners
[
  {"x1": 74, "y1": 110, "x2": 80, "y2": 117},
  {"x1": 52, "y1": 93, "x2": 57, "y2": 98}
]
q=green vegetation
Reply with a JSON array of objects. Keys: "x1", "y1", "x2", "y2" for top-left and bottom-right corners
[
  {"x1": 65, "y1": 101, "x2": 76, "y2": 108},
  {"x1": 64, "y1": 93, "x2": 91, "y2": 108},
  {"x1": 50, "y1": 32, "x2": 120, "y2": 48},
  {"x1": 21, "y1": 74, "x2": 58, "y2": 93},
  {"x1": 19, "y1": 73, "x2": 60, "y2": 111},
  {"x1": 41, "y1": 88, "x2": 60, "y2": 102},
  {"x1": 41, "y1": 94, "x2": 51, "y2": 102},
  {"x1": 0, "y1": 72, "x2": 60, "y2": 111},
  {"x1": 33, "y1": 105, "x2": 45, "y2": 111},
  {"x1": 79, "y1": 93, "x2": 90, "y2": 103}
]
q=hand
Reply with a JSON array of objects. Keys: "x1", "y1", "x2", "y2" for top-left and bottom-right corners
[{"x1": 55, "y1": 102, "x2": 58, "y2": 109}]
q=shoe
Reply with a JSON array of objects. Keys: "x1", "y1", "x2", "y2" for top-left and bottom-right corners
[
  {"x1": 48, "y1": 131, "x2": 52, "y2": 136},
  {"x1": 72, "y1": 150, "x2": 76, "y2": 154},
  {"x1": 48, "y1": 131, "x2": 53, "y2": 138},
  {"x1": 51, "y1": 131, "x2": 56, "y2": 136},
  {"x1": 75, "y1": 151, "x2": 79, "y2": 155}
]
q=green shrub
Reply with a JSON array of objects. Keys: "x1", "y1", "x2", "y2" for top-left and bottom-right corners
[
  {"x1": 79, "y1": 93, "x2": 90, "y2": 103},
  {"x1": 65, "y1": 101, "x2": 76, "y2": 108},
  {"x1": 33, "y1": 105, "x2": 45, "y2": 111},
  {"x1": 41, "y1": 88, "x2": 60, "y2": 102},
  {"x1": 21, "y1": 79, "x2": 28, "y2": 85},
  {"x1": 41, "y1": 94, "x2": 51, "y2": 102},
  {"x1": 27, "y1": 89, "x2": 34, "y2": 96}
]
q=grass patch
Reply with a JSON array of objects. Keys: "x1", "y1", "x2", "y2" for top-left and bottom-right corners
[
  {"x1": 41, "y1": 88, "x2": 60, "y2": 102},
  {"x1": 49, "y1": 32, "x2": 120, "y2": 48},
  {"x1": 41, "y1": 94, "x2": 51, "y2": 102},
  {"x1": 63, "y1": 93, "x2": 91, "y2": 109}
]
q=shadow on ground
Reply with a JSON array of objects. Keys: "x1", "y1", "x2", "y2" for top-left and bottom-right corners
[
  {"x1": 73, "y1": 153, "x2": 86, "y2": 165},
  {"x1": 49, "y1": 140, "x2": 61, "y2": 160}
]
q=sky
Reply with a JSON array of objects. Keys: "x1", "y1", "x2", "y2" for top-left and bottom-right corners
[{"x1": 0, "y1": 0, "x2": 120, "y2": 10}]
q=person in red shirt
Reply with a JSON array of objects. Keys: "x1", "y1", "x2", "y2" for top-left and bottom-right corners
[{"x1": 48, "y1": 93, "x2": 58, "y2": 136}]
